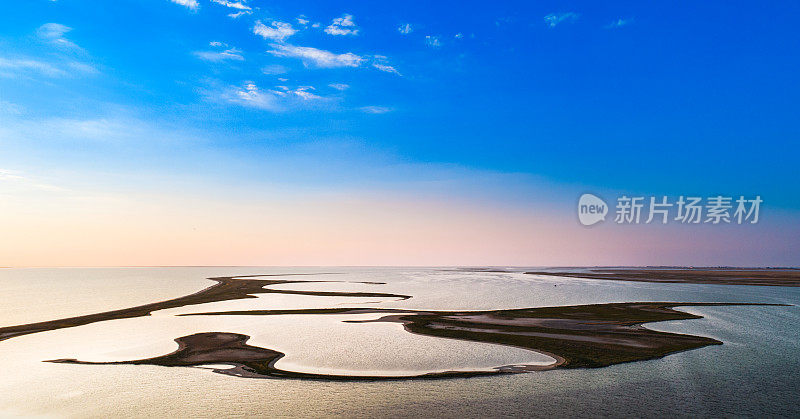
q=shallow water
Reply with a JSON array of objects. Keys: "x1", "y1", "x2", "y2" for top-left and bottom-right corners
[{"x1": 0, "y1": 267, "x2": 798, "y2": 417}]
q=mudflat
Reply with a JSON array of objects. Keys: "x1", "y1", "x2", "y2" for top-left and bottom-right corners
[{"x1": 1, "y1": 272, "x2": 787, "y2": 380}]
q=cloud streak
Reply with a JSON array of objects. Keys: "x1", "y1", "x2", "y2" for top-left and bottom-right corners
[
  {"x1": 360, "y1": 106, "x2": 392, "y2": 114},
  {"x1": 544, "y1": 12, "x2": 579, "y2": 28},
  {"x1": 36, "y1": 23, "x2": 80, "y2": 49},
  {"x1": 193, "y1": 48, "x2": 244, "y2": 62},
  {"x1": 0, "y1": 57, "x2": 97, "y2": 78},
  {"x1": 268, "y1": 44, "x2": 364, "y2": 68},
  {"x1": 217, "y1": 82, "x2": 328, "y2": 111}
]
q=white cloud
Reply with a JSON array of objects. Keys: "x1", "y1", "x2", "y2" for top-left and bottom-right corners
[
  {"x1": 193, "y1": 48, "x2": 244, "y2": 62},
  {"x1": 209, "y1": 41, "x2": 225, "y2": 47},
  {"x1": 398, "y1": 23, "x2": 413, "y2": 35},
  {"x1": 0, "y1": 57, "x2": 65, "y2": 77},
  {"x1": 372, "y1": 62, "x2": 400, "y2": 75},
  {"x1": 0, "y1": 100, "x2": 24, "y2": 115},
  {"x1": 328, "y1": 83, "x2": 349, "y2": 91},
  {"x1": 65, "y1": 61, "x2": 98, "y2": 75},
  {"x1": 454, "y1": 33, "x2": 463, "y2": 39},
  {"x1": 268, "y1": 44, "x2": 364, "y2": 68},
  {"x1": 544, "y1": 12, "x2": 579, "y2": 28},
  {"x1": 169, "y1": 0, "x2": 199, "y2": 10},
  {"x1": 37, "y1": 23, "x2": 79, "y2": 50},
  {"x1": 360, "y1": 106, "x2": 392, "y2": 114},
  {"x1": 605, "y1": 18, "x2": 633, "y2": 29},
  {"x1": 0, "y1": 57, "x2": 97, "y2": 78},
  {"x1": 296, "y1": 16, "x2": 309, "y2": 26},
  {"x1": 210, "y1": 0, "x2": 250, "y2": 10},
  {"x1": 228, "y1": 11, "x2": 251, "y2": 19},
  {"x1": 224, "y1": 82, "x2": 280, "y2": 110},
  {"x1": 253, "y1": 20, "x2": 297, "y2": 42},
  {"x1": 0, "y1": 169, "x2": 24, "y2": 181},
  {"x1": 425, "y1": 35, "x2": 441, "y2": 48},
  {"x1": 290, "y1": 86, "x2": 321, "y2": 100},
  {"x1": 0, "y1": 168, "x2": 64, "y2": 193},
  {"x1": 218, "y1": 82, "x2": 327, "y2": 111},
  {"x1": 261, "y1": 64, "x2": 289, "y2": 74},
  {"x1": 325, "y1": 14, "x2": 359, "y2": 36}
]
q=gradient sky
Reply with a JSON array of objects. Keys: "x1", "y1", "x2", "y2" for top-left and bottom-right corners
[{"x1": 0, "y1": 0, "x2": 798, "y2": 267}]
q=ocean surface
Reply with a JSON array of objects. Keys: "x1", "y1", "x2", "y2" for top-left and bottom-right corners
[{"x1": 0, "y1": 267, "x2": 798, "y2": 418}]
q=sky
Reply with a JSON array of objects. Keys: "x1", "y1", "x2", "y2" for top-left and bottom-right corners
[{"x1": 0, "y1": 0, "x2": 798, "y2": 267}]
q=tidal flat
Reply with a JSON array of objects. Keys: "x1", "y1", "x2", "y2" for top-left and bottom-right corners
[{"x1": 1, "y1": 267, "x2": 798, "y2": 417}]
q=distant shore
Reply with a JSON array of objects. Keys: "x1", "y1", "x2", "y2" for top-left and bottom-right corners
[{"x1": 525, "y1": 268, "x2": 800, "y2": 286}]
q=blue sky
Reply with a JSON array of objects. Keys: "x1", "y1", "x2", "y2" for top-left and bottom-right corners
[{"x1": 0, "y1": 0, "x2": 799, "y2": 266}]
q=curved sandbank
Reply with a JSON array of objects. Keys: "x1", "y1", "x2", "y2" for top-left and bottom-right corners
[
  {"x1": 0, "y1": 274, "x2": 411, "y2": 343},
  {"x1": 178, "y1": 302, "x2": 785, "y2": 369},
  {"x1": 46, "y1": 332, "x2": 518, "y2": 381},
  {"x1": 49, "y1": 302, "x2": 785, "y2": 381},
  {"x1": 525, "y1": 268, "x2": 800, "y2": 286}
]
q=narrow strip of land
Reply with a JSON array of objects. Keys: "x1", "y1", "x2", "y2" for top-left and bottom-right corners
[
  {"x1": 525, "y1": 268, "x2": 800, "y2": 286},
  {"x1": 0, "y1": 274, "x2": 410, "y2": 342}
]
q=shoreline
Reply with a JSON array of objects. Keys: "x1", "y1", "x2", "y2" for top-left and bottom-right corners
[{"x1": 525, "y1": 268, "x2": 800, "y2": 287}]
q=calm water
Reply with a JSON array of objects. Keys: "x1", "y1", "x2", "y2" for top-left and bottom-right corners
[{"x1": 0, "y1": 267, "x2": 798, "y2": 418}]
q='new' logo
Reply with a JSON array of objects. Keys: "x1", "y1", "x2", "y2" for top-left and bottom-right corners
[{"x1": 578, "y1": 193, "x2": 608, "y2": 226}]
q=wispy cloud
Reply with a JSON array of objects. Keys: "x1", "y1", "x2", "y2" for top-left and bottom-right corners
[
  {"x1": 0, "y1": 169, "x2": 65, "y2": 193},
  {"x1": 169, "y1": 0, "x2": 199, "y2": 11},
  {"x1": 371, "y1": 55, "x2": 401, "y2": 76},
  {"x1": 0, "y1": 57, "x2": 64, "y2": 77},
  {"x1": 222, "y1": 82, "x2": 280, "y2": 110},
  {"x1": 210, "y1": 0, "x2": 250, "y2": 10},
  {"x1": 0, "y1": 56, "x2": 97, "y2": 78},
  {"x1": 268, "y1": 44, "x2": 364, "y2": 68},
  {"x1": 253, "y1": 20, "x2": 297, "y2": 42},
  {"x1": 218, "y1": 82, "x2": 328, "y2": 111},
  {"x1": 325, "y1": 14, "x2": 359, "y2": 36},
  {"x1": 605, "y1": 18, "x2": 633, "y2": 29},
  {"x1": 360, "y1": 106, "x2": 392, "y2": 114},
  {"x1": 228, "y1": 11, "x2": 251, "y2": 19},
  {"x1": 397, "y1": 23, "x2": 413, "y2": 35},
  {"x1": 261, "y1": 64, "x2": 289, "y2": 75},
  {"x1": 328, "y1": 83, "x2": 349, "y2": 91},
  {"x1": 544, "y1": 12, "x2": 579, "y2": 28},
  {"x1": 425, "y1": 35, "x2": 441, "y2": 48},
  {"x1": 0, "y1": 100, "x2": 24, "y2": 115},
  {"x1": 275, "y1": 85, "x2": 321, "y2": 100},
  {"x1": 193, "y1": 48, "x2": 244, "y2": 62},
  {"x1": 37, "y1": 23, "x2": 79, "y2": 50},
  {"x1": 372, "y1": 63, "x2": 400, "y2": 75}
]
